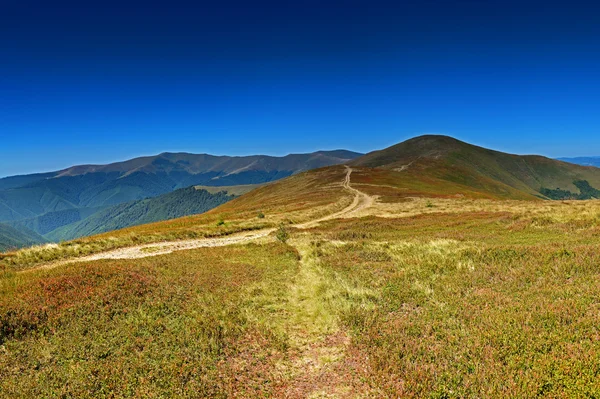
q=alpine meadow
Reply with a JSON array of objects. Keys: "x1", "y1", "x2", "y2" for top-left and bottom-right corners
[
  {"x1": 3, "y1": 1, "x2": 600, "y2": 397},
  {"x1": 4, "y1": 136, "x2": 600, "y2": 397}
]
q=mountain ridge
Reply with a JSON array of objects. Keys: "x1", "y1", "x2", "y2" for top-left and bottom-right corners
[
  {"x1": 15, "y1": 150, "x2": 363, "y2": 179},
  {"x1": 558, "y1": 156, "x2": 600, "y2": 168},
  {"x1": 0, "y1": 149, "x2": 362, "y2": 224}
]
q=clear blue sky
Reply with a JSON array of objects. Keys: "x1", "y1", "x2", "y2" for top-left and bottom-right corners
[{"x1": 2, "y1": 0, "x2": 600, "y2": 177}]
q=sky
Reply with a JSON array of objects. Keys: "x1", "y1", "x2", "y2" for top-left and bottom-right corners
[{"x1": 1, "y1": 0, "x2": 600, "y2": 177}]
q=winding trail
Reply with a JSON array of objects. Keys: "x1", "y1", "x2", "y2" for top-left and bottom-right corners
[
  {"x1": 296, "y1": 166, "x2": 373, "y2": 229},
  {"x1": 26, "y1": 166, "x2": 374, "y2": 271}
]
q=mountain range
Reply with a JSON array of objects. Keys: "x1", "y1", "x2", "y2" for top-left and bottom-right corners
[
  {"x1": 558, "y1": 156, "x2": 600, "y2": 168},
  {"x1": 4, "y1": 135, "x2": 600, "y2": 252},
  {"x1": 0, "y1": 150, "x2": 361, "y2": 250}
]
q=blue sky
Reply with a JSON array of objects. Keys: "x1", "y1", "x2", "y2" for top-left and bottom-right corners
[{"x1": 2, "y1": 0, "x2": 600, "y2": 177}]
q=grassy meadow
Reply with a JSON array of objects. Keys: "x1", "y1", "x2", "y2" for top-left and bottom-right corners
[{"x1": 3, "y1": 173, "x2": 600, "y2": 396}]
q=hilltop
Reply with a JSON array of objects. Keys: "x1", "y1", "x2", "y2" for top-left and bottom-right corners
[{"x1": 350, "y1": 135, "x2": 600, "y2": 200}]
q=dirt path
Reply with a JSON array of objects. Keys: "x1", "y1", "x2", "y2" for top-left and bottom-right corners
[
  {"x1": 28, "y1": 166, "x2": 374, "y2": 270},
  {"x1": 33, "y1": 229, "x2": 276, "y2": 271},
  {"x1": 273, "y1": 239, "x2": 374, "y2": 398},
  {"x1": 296, "y1": 166, "x2": 374, "y2": 229}
]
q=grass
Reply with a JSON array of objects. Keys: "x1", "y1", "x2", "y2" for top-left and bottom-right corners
[
  {"x1": 1, "y1": 165, "x2": 354, "y2": 270},
  {"x1": 1, "y1": 221, "x2": 269, "y2": 270},
  {"x1": 306, "y1": 210, "x2": 600, "y2": 397},
  {"x1": 4, "y1": 163, "x2": 600, "y2": 396}
]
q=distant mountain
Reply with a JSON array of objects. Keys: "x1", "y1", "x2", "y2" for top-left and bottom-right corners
[
  {"x1": 558, "y1": 157, "x2": 600, "y2": 168},
  {"x1": 0, "y1": 223, "x2": 46, "y2": 252},
  {"x1": 349, "y1": 135, "x2": 600, "y2": 200},
  {"x1": 42, "y1": 187, "x2": 235, "y2": 242},
  {"x1": 0, "y1": 149, "x2": 361, "y2": 226}
]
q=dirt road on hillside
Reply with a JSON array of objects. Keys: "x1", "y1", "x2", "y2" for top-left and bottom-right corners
[
  {"x1": 296, "y1": 166, "x2": 374, "y2": 229},
  {"x1": 27, "y1": 166, "x2": 374, "y2": 270}
]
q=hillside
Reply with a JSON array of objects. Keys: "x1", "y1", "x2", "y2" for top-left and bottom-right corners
[
  {"x1": 46, "y1": 187, "x2": 235, "y2": 241},
  {"x1": 4, "y1": 187, "x2": 234, "y2": 244},
  {"x1": 8, "y1": 206, "x2": 107, "y2": 236},
  {"x1": 0, "y1": 223, "x2": 46, "y2": 252},
  {"x1": 0, "y1": 150, "x2": 361, "y2": 233},
  {"x1": 5, "y1": 148, "x2": 600, "y2": 396},
  {"x1": 350, "y1": 135, "x2": 600, "y2": 200}
]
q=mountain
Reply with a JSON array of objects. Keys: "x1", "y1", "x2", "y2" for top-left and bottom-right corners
[
  {"x1": 0, "y1": 149, "x2": 361, "y2": 228},
  {"x1": 7, "y1": 206, "x2": 107, "y2": 236},
  {"x1": 8, "y1": 187, "x2": 235, "y2": 243},
  {"x1": 0, "y1": 223, "x2": 46, "y2": 252},
  {"x1": 154, "y1": 136, "x2": 600, "y2": 222},
  {"x1": 558, "y1": 157, "x2": 600, "y2": 168},
  {"x1": 349, "y1": 135, "x2": 600, "y2": 200}
]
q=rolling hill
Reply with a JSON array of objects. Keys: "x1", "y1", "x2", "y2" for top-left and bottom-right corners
[
  {"x1": 38, "y1": 135, "x2": 600, "y2": 243},
  {"x1": 350, "y1": 135, "x2": 600, "y2": 200},
  {"x1": 0, "y1": 149, "x2": 362, "y2": 223},
  {"x1": 6, "y1": 137, "x2": 600, "y2": 397},
  {"x1": 5, "y1": 135, "x2": 600, "y2": 252}
]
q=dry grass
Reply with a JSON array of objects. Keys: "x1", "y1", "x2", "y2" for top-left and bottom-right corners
[
  {"x1": 4, "y1": 165, "x2": 600, "y2": 396},
  {"x1": 0, "y1": 242, "x2": 300, "y2": 397},
  {"x1": 307, "y1": 209, "x2": 600, "y2": 397}
]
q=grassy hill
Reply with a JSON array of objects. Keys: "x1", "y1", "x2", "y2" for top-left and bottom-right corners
[
  {"x1": 6, "y1": 137, "x2": 600, "y2": 396},
  {"x1": 7, "y1": 135, "x2": 600, "y2": 254},
  {"x1": 350, "y1": 135, "x2": 600, "y2": 200},
  {"x1": 5, "y1": 161, "x2": 600, "y2": 396},
  {"x1": 0, "y1": 223, "x2": 46, "y2": 252},
  {"x1": 0, "y1": 166, "x2": 351, "y2": 265}
]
